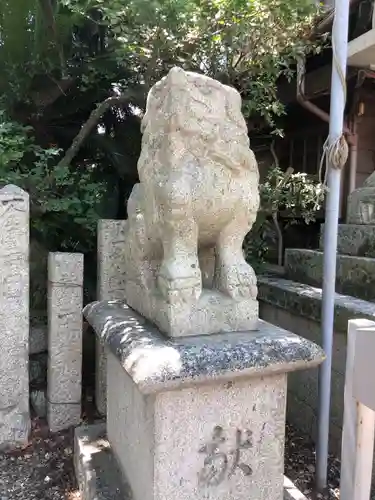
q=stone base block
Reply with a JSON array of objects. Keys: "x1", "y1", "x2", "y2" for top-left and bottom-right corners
[
  {"x1": 74, "y1": 422, "x2": 129, "y2": 500},
  {"x1": 320, "y1": 223, "x2": 375, "y2": 257},
  {"x1": 47, "y1": 402, "x2": 81, "y2": 433},
  {"x1": 125, "y1": 281, "x2": 259, "y2": 337},
  {"x1": 74, "y1": 422, "x2": 307, "y2": 500},
  {"x1": 284, "y1": 248, "x2": 375, "y2": 301},
  {"x1": 0, "y1": 406, "x2": 30, "y2": 451},
  {"x1": 347, "y1": 186, "x2": 375, "y2": 225},
  {"x1": 84, "y1": 300, "x2": 324, "y2": 500},
  {"x1": 108, "y1": 353, "x2": 285, "y2": 500}
]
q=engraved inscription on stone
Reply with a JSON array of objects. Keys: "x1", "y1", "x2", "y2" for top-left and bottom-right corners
[{"x1": 198, "y1": 425, "x2": 253, "y2": 487}]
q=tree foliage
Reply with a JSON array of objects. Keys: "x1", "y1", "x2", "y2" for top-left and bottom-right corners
[
  {"x1": 0, "y1": 0, "x2": 324, "y2": 258},
  {"x1": 64, "y1": 0, "x2": 321, "y2": 129},
  {"x1": 0, "y1": 113, "x2": 106, "y2": 253},
  {"x1": 244, "y1": 165, "x2": 326, "y2": 267}
]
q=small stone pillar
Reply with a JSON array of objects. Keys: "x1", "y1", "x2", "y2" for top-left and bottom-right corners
[
  {"x1": 96, "y1": 220, "x2": 127, "y2": 415},
  {"x1": 0, "y1": 185, "x2": 30, "y2": 449},
  {"x1": 84, "y1": 301, "x2": 325, "y2": 500},
  {"x1": 47, "y1": 252, "x2": 84, "y2": 432}
]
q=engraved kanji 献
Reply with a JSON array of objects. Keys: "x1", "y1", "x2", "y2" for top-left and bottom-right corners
[{"x1": 198, "y1": 426, "x2": 253, "y2": 487}]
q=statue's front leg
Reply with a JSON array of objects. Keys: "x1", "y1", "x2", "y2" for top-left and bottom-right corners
[
  {"x1": 214, "y1": 211, "x2": 258, "y2": 300},
  {"x1": 156, "y1": 175, "x2": 201, "y2": 304}
]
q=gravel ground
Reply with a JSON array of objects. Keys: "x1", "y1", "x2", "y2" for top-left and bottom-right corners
[
  {"x1": 0, "y1": 418, "x2": 344, "y2": 500},
  {"x1": 285, "y1": 423, "x2": 341, "y2": 500},
  {"x1": 0, "y1": 418, "x2": 80, "y2": 500}
]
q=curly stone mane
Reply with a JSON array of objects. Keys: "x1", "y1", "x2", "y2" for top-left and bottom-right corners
[{"x1": 138, "y1": 70, "x2": 254, "y2": 177}]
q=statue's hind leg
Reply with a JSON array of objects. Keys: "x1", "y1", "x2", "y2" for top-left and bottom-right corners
[
  {"x1": 214, "y1": 211, "x2": 257, "y2": 300},
  {"x1": 156, "y1": 174, "x2": 201, "y2": 303}
]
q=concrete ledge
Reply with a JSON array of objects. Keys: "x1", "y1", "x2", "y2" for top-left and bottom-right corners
[
  {"x1": 74, "y1": 422, "x2": 307, "y2": 500},
  {"x1": 284, "y1": 249, "x2": 375, "y2": 301},
  {"x1": 320, "y1": 223, "x2": 375, "y2": 257},
  {"x1": 83, "y1": 300, "x2": 325, "y2": 394},
  {"x1": 258, "y1": 275, "x2": 375, "y2": 334}
]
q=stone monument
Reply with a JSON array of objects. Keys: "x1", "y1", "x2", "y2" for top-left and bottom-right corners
[
  {"x1": 122, "y1": 66, "x2": 259, "y2": 337},
  {"x1": 0, "y1": 185, "x2": 30, "y2": 449},
  {"x1": 78, "y1": 68, "x2": 325, "y2": 500}
]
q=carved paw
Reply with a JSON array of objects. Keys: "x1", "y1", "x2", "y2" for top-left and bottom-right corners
[
  {"x1": 217, "y1": 261, "x2": 257, "y2": 300},
  {"x1": 158, "y1": 260, "x2": 201, "y2": 304}
]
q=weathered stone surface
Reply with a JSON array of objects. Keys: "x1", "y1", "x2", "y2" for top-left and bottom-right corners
[
  {"x1": 74, "y1": 422, "x2": 130, "y2": 500},
  {"x1": 284, "y1": 248, "x2": 375, "y2": 301},
  {"x1": 0, "y1": 185, "x2": 30, "y2": 449},
  {"x1": 108, "y1": 349, "x2": 285, "y2": 500},
  {"x1": 347, "y1": 172, "x2": 375, "y2": 224},
  {"x1": 95, "y1": 341, "x2": 107, "y2": 417},
  {"x1": 48, "y1": 402, "x2": 82, "y2": 432},
  {"x1": 74, "y1": 422, "x2": 307, "y2": 500},
  {"x1": 47, "y1": 252, "x2": 83, "y2": 432},
  {"x1": 320, "y1": 223, "x2": 375, "y2": 257},
  {"x1": 258, "y1": 275, "x2": 375, "y2": 334},
  {"x1": 96, "y1": 219, "x2": 128, "y2": 416},
  {"x1": 97, "y1": 220, "x2": 127, "y2": 301},
  {"x1": 84, "y1": 300, "x2": 325, "y2": 394},
  {"x1": 122, "y1": 67, "x2": 259, "y2": 337}
]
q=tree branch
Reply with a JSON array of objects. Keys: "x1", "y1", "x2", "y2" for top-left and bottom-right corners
[{"x1": 57, "y1": 92, "x2": 143, "y2": 168}]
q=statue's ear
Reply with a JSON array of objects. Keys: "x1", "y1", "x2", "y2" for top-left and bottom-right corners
[{"x1": 225, "y1": 87, "x2": 245, "y2": 129}]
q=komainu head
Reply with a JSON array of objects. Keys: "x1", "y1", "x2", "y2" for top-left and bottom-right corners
[{"x1": 138, "y1": 67, "x2": 256, "y2": 176}]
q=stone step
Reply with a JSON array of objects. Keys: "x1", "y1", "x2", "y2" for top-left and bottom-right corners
[
  {"x1": 284, "y1": 248, "x2": 375, "y2": 302},
  {"x1": 319, "y1": 223, "x2": 375, "y2": 257},
  {"x1": 258, "y1": 275, "x2": 375, "y2": 334}
]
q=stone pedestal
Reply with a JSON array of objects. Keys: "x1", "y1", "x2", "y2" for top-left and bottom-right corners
[{"x1": 83, "y1": 301, "x2": 324, "y2": 500}]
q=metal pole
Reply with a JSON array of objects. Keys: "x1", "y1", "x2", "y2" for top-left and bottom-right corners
[{"x1": 316, "y1": 0, "x2": 351, "y2": 491}]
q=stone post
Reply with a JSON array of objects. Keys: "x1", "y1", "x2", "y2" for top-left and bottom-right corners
[
  {"x1": 0, "y1": 185, "x2": 30, "y2": 449},
  {"x1": 96, "y1": 220, "x2": 127, "y2": 415},
  {"x1": 47, "y1": 252, "x2": 84, "y2": 432}
]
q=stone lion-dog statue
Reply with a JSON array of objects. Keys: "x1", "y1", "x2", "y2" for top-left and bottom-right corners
[{"x1": 123, "y1": 67, "x2": 260, "y2": 337}]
